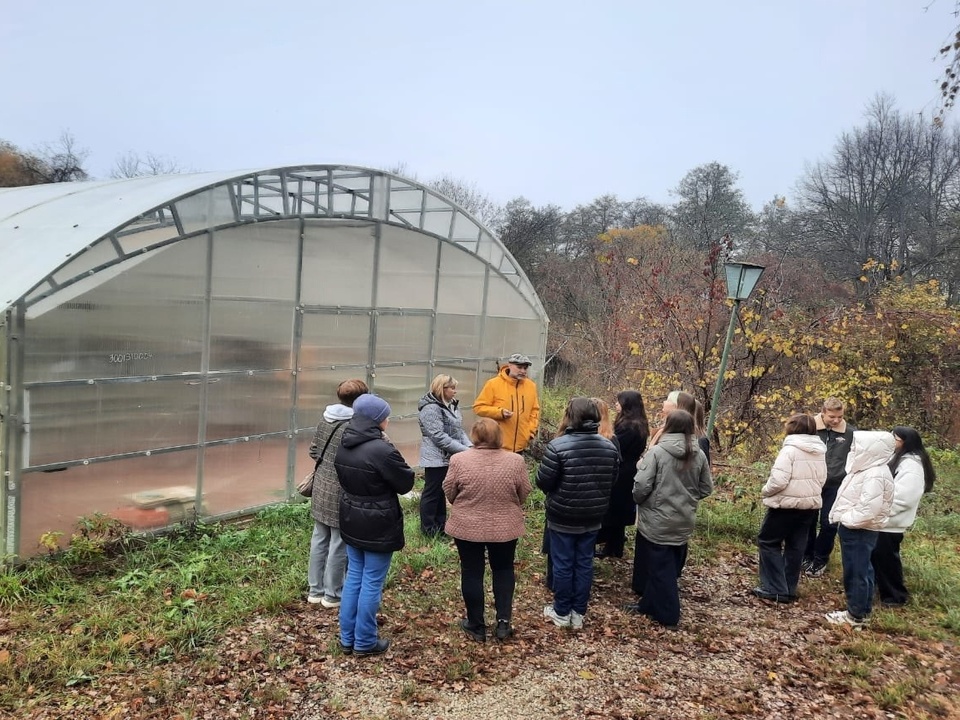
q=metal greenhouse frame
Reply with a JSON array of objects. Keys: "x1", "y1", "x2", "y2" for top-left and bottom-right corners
[{"x1": 0, "y1": 165, "x2": 548, "y2": 559}]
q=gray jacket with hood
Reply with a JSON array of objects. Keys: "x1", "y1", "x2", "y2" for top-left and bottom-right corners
[
  {"x1": 417, "y1": 392, "x2": 471, "y2": 468},
  {"x1": 633, "y1": 433, "x2": 713, "y2": 546}
]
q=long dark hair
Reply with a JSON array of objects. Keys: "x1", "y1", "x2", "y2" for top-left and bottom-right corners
[
  {"x1": 675, "y1": 391, "x2": 707, "y2": 438},
  {"x1": 890, "y1": 426, "x2": 936, "y2": 493},
  {"x1": 662, "y1": 409, "x2": 696, "y2": 470},
  {"x1": 615, "y1": 390, "x2": 650, "y2": 442},
  {"x1": 556, "y1": 397, "x2": 601, "y2": 437}
]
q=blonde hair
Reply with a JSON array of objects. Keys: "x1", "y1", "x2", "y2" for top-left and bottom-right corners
[
  {"x1": 591, "y1": 397, "x2": 615, "y2": 440},
  {"x1": 430, "y1": 374, "x2": 457, "y2": 399},
  {"x1": 822, "y1": 397, "x2": 844, "y2": 412}
]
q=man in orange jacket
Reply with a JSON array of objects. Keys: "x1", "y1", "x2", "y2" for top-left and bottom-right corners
[{"x1": 473, "y1": 353, "x2": 541, "y2": 453}]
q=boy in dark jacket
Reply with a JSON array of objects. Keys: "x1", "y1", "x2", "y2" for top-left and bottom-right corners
[
  {"x1": 536, "y1": 397, "x2": 619, "y2": 629},
  {"x1": 334, "y1": 394, "x2": 415, "y2": 656}
]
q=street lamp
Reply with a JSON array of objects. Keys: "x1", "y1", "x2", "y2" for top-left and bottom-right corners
[{"x1": 706, "y1": 262, "x2": 766, "y2": 440}]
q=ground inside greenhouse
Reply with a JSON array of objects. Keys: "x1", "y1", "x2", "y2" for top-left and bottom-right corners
[{"x1": 16, "y1": 545, "x2": 960, "y2": 720}]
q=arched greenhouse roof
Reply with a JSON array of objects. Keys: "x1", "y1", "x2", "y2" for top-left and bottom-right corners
[{"x1": 0, "y1": 165, "x2": 545, "y2": 320}]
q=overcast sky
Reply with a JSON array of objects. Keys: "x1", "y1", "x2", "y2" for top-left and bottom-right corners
[{"x1": 1, "y1": 0, "x2": 956, "y2": 212}]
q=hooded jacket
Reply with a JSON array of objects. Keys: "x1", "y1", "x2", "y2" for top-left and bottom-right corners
[
  {"x1": 883, "y1": 454, "x2": 925, "y2": 533},
  {"x1": 473, "y1": 366, "x2": 540, "y2": 452},
  {"x1": 335, "y1": 413, "x2": 415, "y2": 553},
  {"x1": 815, "y1": 413, "x2": 856, "y2": 487},
  {"x1": 417, "y1": 392, "x2": 471, "y2": 467},
  {"x1": 536, "y1": 422, "x2": 619, "y2": 532},
  {"x1": 309, "y1": 403, "x2": 353, "y2": 527},
  {"x1": 633, "y1": 433, "x2": 713, "y2": 546},
  {"x1": 761, "y1": 433, "x2": 827, "y2": 510},
  {"x1": 829, "y1": 430, "x2": 895, "y2": 530}
]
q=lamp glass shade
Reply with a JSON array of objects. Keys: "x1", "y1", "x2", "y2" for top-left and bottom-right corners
[{"x1": 724, "y1": 262, "x2": 765, "y2": 300}]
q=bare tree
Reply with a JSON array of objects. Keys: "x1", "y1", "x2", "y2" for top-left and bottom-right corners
[
  {"x1": 427, "y1": 173, "x2": 504, "y2": 229},
  {"x1": 935, "y1": 0, "x2": 960, "y2": 123},
  {"x1": 110, "y1": 150, "x2": 183, "y2": 178},
  {"x1": 0, "y1": 133, "x2": 88, "y2": 186},
  {"x1": 669, "y1": 162, "x2": 755, "y2": 251}
]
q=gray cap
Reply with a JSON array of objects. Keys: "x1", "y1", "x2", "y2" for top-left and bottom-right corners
[{"x1": 506, "y1": 353, "x2": 531, "y2": 366}]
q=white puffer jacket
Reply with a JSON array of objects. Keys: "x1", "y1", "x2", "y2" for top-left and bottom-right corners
[
  {"x1": 761, "y1": 434, "x2": 827, "y2": 509},
  {"x1": 829, "y1": 431, "x2": 895, "y2": 530},
  {"x1": 883, "y1": 454, "x2": 925, "y2": 533}
]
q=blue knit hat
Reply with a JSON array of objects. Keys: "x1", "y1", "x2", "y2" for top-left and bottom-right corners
[{"x1": 352, "y1": 393, "x2": 391, "y2": 423}]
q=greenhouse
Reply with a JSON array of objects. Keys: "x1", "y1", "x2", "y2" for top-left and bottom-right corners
[{"x1": 0, "y1": 165, "x2": 548, "y2": 559}]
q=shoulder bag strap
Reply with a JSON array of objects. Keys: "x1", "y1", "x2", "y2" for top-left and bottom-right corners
[{"x1": 314, "y1": 419, "x2": 348, "y2": 471}]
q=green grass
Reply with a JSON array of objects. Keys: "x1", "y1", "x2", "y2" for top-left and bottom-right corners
[{"x1": 1, "y1": 451, "x2": 958, "y2": 716}]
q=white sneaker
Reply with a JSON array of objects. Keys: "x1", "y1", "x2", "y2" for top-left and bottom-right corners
[
  {"x1": 307, "y1": 595, "x2": 323, "y2": 605},
  {"x1": 543, "y1": 604, "x2": 571, "y2": 627},
  {"x1": 824, "y1": 609, "x2": 866, "y2": 628},
  {"x1": 320, "y1": 596, "x2": 341, "y2": 609},
  {"x1": 570, "y1": 611, "x2": 584, "y2": 630}
]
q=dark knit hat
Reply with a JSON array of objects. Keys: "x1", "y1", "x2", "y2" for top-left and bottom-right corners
[{"x1": 352, "y1": 393, "x2": 391, "y2": 423}]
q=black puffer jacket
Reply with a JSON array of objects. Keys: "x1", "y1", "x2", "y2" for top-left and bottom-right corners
[
  {"x1": 335, "y1": 414, "x2": 415, "y2": 553},
  {"x1": 536, "y1": 422, "x2": 620, "y2": 532}
]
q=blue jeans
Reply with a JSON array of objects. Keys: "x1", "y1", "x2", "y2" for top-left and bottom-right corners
[
  {"x1": 805, "y1": 484, "x2": 840, "y2": 564},
  {"x1": 838, "y1": 525, "x2": 879, "y2": 619},
  {"x1": 547, "y1": 528, "x2": 598, "y2": 616},
  {"x1": 339, "y1": 545, "x2": 392, "y2": 650},
  {"x1": 308, "y1": 521, "x2": 347, "y2": 600}
]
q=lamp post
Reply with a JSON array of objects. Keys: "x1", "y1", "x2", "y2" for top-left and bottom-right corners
[{"x1": 706, "y1": 262, "x2": 765, "y2": 440}]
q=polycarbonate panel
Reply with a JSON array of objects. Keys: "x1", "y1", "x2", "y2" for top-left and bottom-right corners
[
  {"x1": 434, "y1": 362, "x2": 479, "y2": 433},
  {"x1": 23, "y1": 240, "x2": 208, "y2": 382},
  {"x1": 434, "y1": 313, "x2": 481, "y2": 357},
  {"x1": 211, "y1": 222, "x2": 298, "y2": 301},
  {"x1": 19, "y1": 450, "x2": 199, "y2": 553},
  {"x1": 372, "y1": 364, "x2": 430, "y2": 418},
  {"x1": 389, "y1": 186, "x2": 424, "y2": 212},
  {"x1": 375, "y1": 313, "x2": 431, "y2": 364},
  {"x1": 209, "y1": 299, "x2": 294, "y2": 371},
  {"x1": 176, "y1": 186, "x2": 235, "y2": 234},
  {"x1": 51, "y1": 239, "x2": 121, "y2": 286},
  {"x1": 301, "y1": 222, "x2": 375, "y2": 307},
  {"x1": 24, "y1": 379, "x2": 201, "y2": 467},
  {"x1": 204, "y1": 372, "x2": 292, "y2": 441},
  {"x1": 422, "y1": 209, "x2": 453, "y2": 237},
  {"x1": 377, "y1": 225, "x2": 438, "y2": 308},
  {"x1": 117, "y1": 221, "x2": 181, "y2": 253},
  {"x1": 300, "y1": 312, "x2": 371, "y2": 368},
  {"x1": 379, "y1": 416, "x2": 420, "y2": 466},
  {"x1": 452, "y1": 212, "x2": 480, "y2": 242},
  {"x1": 296, "y1": 367, "x2": 369, "y2": 431},
  {"x1": 482, "y1": 316, "x2": 544, "y2": 362},
  {"x1": 438, "y1": 243, "x2": 485, "y2": 314},
  {"x1": 202, "y1": 437, "x2": 290, "y2": 516},
  {"x1": 486, "y1": 273, "x2": 540, "y2": 319}
]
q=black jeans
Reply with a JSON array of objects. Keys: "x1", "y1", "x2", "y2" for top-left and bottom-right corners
[
  {"x1": 871, "y1": 532, "x2": 910, "y2": 605},
  {"x1": 454, "y1": 538, "x2": 518, "y2": 632},
  {"x1": 805, "y1": 483, "x2": 840, "y2": 564},
  {"x1": 420, "y1": 466, "x2": 448, "y2": 535},
  {"x1": 758, "y1": 507, "x2": 817, "y2": 596},
  {"x1": 632, "y1": 532, "x2": 684, "y2": 627}
]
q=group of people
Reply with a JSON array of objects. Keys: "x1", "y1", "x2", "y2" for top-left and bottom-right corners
[
  {"x1": 755, "y1": 398, "x2": 935, "y2": 627},
  {"x1": 303, "y1": 355, "x2": 935, "y2": 656}
]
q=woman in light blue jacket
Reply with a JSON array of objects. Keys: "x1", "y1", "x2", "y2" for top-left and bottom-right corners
[{"x1": 417, "y1": 374, "x2": 471, "y2": 537}]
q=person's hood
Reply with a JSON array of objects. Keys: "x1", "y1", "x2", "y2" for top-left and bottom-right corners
[
  {"x1": 815, "y1": 413, "x2": 848, "y2": 434},
  {"x1": 323, "y1": 403, "x2": 354, "y2": 423},
  {"x1": 564, "y1": 420, "x2": 600, "y2": 435},
  {"x1": 784, "y1": 434, "x2": 827, "y2": 455},
  {"x1": 845, "y1": 430, "x2": 895, "y2": 474},
  {"x1": 418, "y1": 392, "x2": 460, "y2": 412},
  {"x1": 498, "y1": 365, "x2": 522, "y2": 386},
  {"x1": 655, "y1": 433, "x2": 693, "y2": 459},
  {"x1": 340, "y1": 413, "x2": 384, "y2": 448}
]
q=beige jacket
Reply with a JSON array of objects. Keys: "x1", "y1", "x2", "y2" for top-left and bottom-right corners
[
  {"x1": 443, "y1": 448, "x2": 531, "y2": 542},
  {"x1": 762, "y1": 434, "x2": 827, "y2": 510}
]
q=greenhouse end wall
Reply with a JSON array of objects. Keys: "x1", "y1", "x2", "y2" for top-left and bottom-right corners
[{"x1": 0, "y1": 167, "x2": 548, "y2": 559}]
